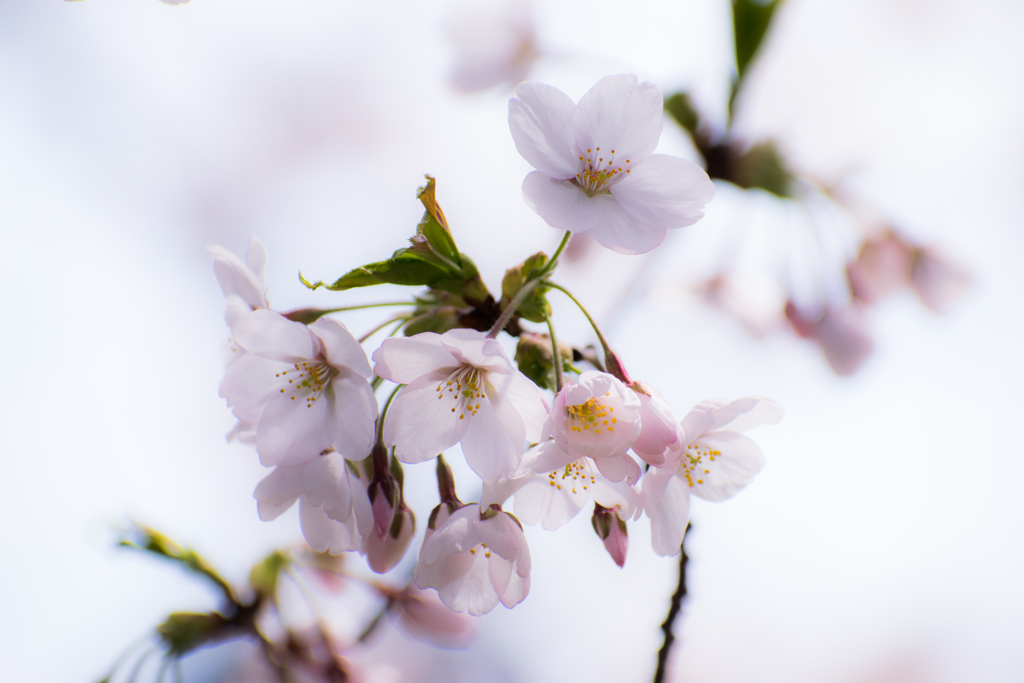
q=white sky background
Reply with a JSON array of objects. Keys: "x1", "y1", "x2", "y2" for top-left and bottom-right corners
[{"x1": 1, "y1": 0, "x2": 1022, "y2": 682}]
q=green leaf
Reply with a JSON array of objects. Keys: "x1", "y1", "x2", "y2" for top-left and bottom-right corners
[
  {"x1": 403, "y1": 306, "x2": 462, "y2": 336},
  {"x1": 416, "y1": 176, "x2": 462, "y2": 268},
  {"x1": 249, "y1": 549, "x2": 289, "y2": 599},
  {"x1": 501, "y1": 252, "x2": 550, "y2": 323},
  {"x1": 157, "y1": 612, "x2": 230, "y2": 656},
  {"x1": 732, "y1": 0, "x2": 783, "y2": 85},
  {"x1": 664, "y1": 92, "x2": 700, "y2": 137},
  {"x1": 515, "y1": 332, "x2": 574, "y2": 392}
]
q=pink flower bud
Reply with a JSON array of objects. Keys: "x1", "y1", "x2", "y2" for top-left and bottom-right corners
[
  {"x1": 365, "y1": 504, "x2": 415, "y2": 574},
  {"x1": 591, "y1": 504, "x2": 628, "y2": 568}
]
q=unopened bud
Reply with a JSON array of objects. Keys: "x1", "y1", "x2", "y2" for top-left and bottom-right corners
[
  {"x1": 366, "y1": 504, "x2": 416, "y2": 574},
  {"x1": 591, "y1": 504, "x2": 629, "y2": 568}
]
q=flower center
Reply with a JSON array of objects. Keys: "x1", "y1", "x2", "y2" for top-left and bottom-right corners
[
  {"x1": 573, "y1": 147, "x2": 632, "y2": 197},
  {"x1": 468, "y1": 541, "x2": 492, "y2": 558},
  {"x1": 564, "y1": 395, "x2": 617, "y2": 435},
  {"x1": 275, "y1": 360, "x2": 335, "y2": 408},
  {"x1": 679, "y1": 441, "x2": 721, "y2": 487},
  {"x1": 547, "y1": 459, "x2": 597, "y2": 495},
  {"x1": 435, "y1": 365, "x2": 487, "y2": 421}
]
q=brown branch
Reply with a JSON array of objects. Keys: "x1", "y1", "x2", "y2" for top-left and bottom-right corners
[{"x1": 653, "y1": 524, "x2": 690, "y2": 683}]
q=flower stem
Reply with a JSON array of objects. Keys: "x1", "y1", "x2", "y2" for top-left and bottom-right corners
[
  {"x1": 283, "y1": 301, "x2": 414, "y2": 324},
  {"x1": 540, "y1": 230, "x2": 573, "y2": 277},
  {"x1": 486, "y1": 278, "x2": 542, "y2": 338},
  {"x1": 544, "y1": 281, "x2": 632, "y2": 384},
  {"x1": 653, "y1": 524, "x2": 690, "y2": 683},
  {"x1": 359, "y1": 314, "x2": 411, "y2": 344},
  {"x1": 377, "y1": 383, "x2": 404, "y2": 447},
  {"x1": 545, "y1": 314, "x2": 564, "y2": 393}
]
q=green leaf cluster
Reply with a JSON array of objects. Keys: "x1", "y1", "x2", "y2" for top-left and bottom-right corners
[
  {"x1": 301, "y1": 176, "x2": 490, "y2": 305},
  {"x1": 501, "y1": 252, "x2": 551, "y2": 324}
]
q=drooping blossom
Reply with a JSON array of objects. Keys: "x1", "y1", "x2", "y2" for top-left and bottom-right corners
[
  {"x1": 629, "y1": 382, "x2": 680, "y2": 466},
  {"x1": 221, "y1": 309, "x2": 377, "y2": 467},
  {"x1": 445, "y1": 0, "x2": 537, "y2": 92},
  {"x1": 208, "y1": 237, "x2": 269, "y2": 325},
  {"x1": 547, "y1": 371, "x2": 642, "y2": 484},
  {"x1": 372, "y1": 329, "x2": 549, "y2": 484},
  {"x1": 414, "y1": 503, "x2": 530, "y2": 615},
  {"x1": 786, "y1": 301, "x2": 874, "y2": 376},
  {"x1": 254, "y1": 452, "x2": 374, "y2": 556},
  {"x1": 509, "y1": 74, "x2": 714, "y2": 254},
  {"x1": 847, "y1": 232, "x2": 913, "y2": 305},
  {"x1": 482, "y1": 440, "x2": 640, "y2": 531},
  {"x1": 387, "y1": 585, "x2": 476, "y2": 649},
  {"x1": 643, "y1": 397, "x2": 782, "y2": 556}
]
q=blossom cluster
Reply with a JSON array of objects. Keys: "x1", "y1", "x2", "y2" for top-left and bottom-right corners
[{"x1": 209, "y1": 74, "x2": 780, "y2": 619}]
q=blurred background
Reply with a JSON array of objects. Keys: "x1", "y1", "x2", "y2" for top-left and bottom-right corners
[{"x1": 1, "y1": 0, "x2": 1022, "y2": 681}]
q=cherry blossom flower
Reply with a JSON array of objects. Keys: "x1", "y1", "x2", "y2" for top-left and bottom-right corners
[
  {"x1": 547, "y1": 371, "x2": 642, "y2": 484},
  {"x1": 482, "y1": 440, "x2": 639, "y2": 531},
  {"x1": 847, "y1": 233, "x2": 913, "y2": 305},
  {"x1": 445, "y1": 0, "x2": 537, "y2": 92},
  {"x1": 509, "y1": 74, "x2": 714, "y2": 254},
  {"x1": 254, "y1": 452, "x2": 374, "y2": 555},
  {"x1": 372, "y1": 329, "x2": 549, "y2": 484},
  {"x1": 911, "y1": 247, "x2": 971, "y2": 313},
  {"x1": 208, "y1": 237, "x2": 269, "y2": 325},
  {"x1": 221, "y1": 309, "x2": 377, "y2": 467},
  {"x1": 414, "y1": 503, "x2": 530, "y2": 615},
  {"x1": 643, "y1": 397, "x2": 783, "y2": 556}
]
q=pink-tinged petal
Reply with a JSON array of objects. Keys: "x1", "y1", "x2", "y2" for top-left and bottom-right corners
[
  {"x1": 325, "y1": 370, "x2": 378, "y2": 460},
  {"x1": 679, "y1": 404, "x2": 716, "y2": 445},
  {"x1": 209, "y1": 243, "x2": 266, "y2": 311},
  {"x1": 499, "y1": 571, "x2": 529, "y2": 609},
  {"x1": 631, "y1": 384, "x2": 680, "y2": 466},
  {"x1": 591, "y1": 478, "x2": 641, "y2": 521},
  {"x1": 492, "y1": 370, "x2": 550, "y2": 442},
  {"x1": 300, "y1": 454, "x2": 353, "y2": 519},
  {"x1": 704, "y1": 396, "x2": 784, "y2": 433},
  {"x1": 220, "y1": 353, "x2": 290, "y2": 423},
  {"x1": 488, "y1": 550, "x2": 514, "y2": 599},
  {"x1": 231, "y1": 309, "x2": 319, "y2": 362},
  {"x1": 421, "y1": 511, "x2": 477, "y2": 565},
  {"x1": 593, "y1": 453, "x2": 642, "y2": 485},
  {"x1": 310, "y1": 317, "x2": 372, "y2": 379},
  {"x1": 386, "y1": 372, "x2": 469, "y2": 464},
  {"x1": 521, "y1": 440, "x2": 575, "y2": 476},
  {"x1": 253, "y1": 466, "x2": 304, "y2": 521},
  {"x1": 245, "y1": 237, "x2": 267, "y2": 285},
  {"x1": 587, "y1": 195, "x2": 667, "y2": 255},
  {"x1": 644, "y1": 470, "x2": 692, "y2": 557},
  {"x1": 688, "y1": 432, "x2": 766, "y2": 502},
  {"x1": 460, "y1": 398, "x2": 522, "y2": 484},
  {"x1": 255, "y1": 392, "x2": 334, "y2": 467},
  {"x1": 350, "y1": 469, "x2": 375, "y2": 540},
  {"x1": 573, "y1": 74, "x2": 663, "y2": 165},
  {"x1": 223, "y1": 294, "x2": 256, "y2": 325},
  {"x1": 439, "y1": 330, "x2": 515, "y2": 373},
  {"x1": 372, "y1": 334, "x2": 459, "y2": 383},
  {"x1": 509, "y1": 81, "x2": 579, "y2": 179},
  {"x1": 442, "y1": 553, "x2": 500, "y2": 616},
  {"x1": 522, "y1": 171, "x2": 604, "y2": 234},
  {"x1": 611, "y1": 154, "x2": 714, "y2": 229},
  {"x1": 513, "y1": 476, "x2": 588, "y2": 530},
  {"x1": 817, "y1": 306, "x2": 873, "y2": 376},
  {"x1": 299, "y1": 498, "x2": 362, "y2": 555}
]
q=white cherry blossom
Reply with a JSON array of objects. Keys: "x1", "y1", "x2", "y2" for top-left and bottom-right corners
[
  {"x1": 483, "y1": 440, "x2": 640, "y2": 531},
  {"x1": 372, "y1": 329, "x2": 549, "y2": 484},
  {"x1": 547, "y1": 371, "x2": 642, "y2": 484},
  {"x1": 643, "y1": 397, "x2": 783, "y2": 556},
  {"x1": 253, "y1": 452, "x2": 374, "y2": 555},
  {"x1": 220, "y1": 309, "x2": 377, "y2": 467},
  {"x1": 414, "y1": 503, "x2": 530, "y2": 615},
  {"x1": 208, "y1": 237, "x2": 269, "y2": 325},
  {"x1": 509, "y1": 74, "x2": 714, "y2": 254},
  {"x1": 630, "y1": 382, "x2": 681, "y2": 467}
]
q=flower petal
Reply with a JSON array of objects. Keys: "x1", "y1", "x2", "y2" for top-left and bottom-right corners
[
  {"x1": 688, "y1": 431, "x2": 766, "y2": 502},
  {"x1": 311, "y1": 317, "x2": 372, "y2": 379},
  {"x1": 255, "y1": 391, "x2": 335, "y2": 467},
  {"x1": 586, "y1": 194, "x2": 668, "y2": 255},
  {"x1": 611, "y1": 154, "x2": 714, "y2": 229},
  {"x1": 231, "y1": 309, "x2": 319, "y2": 362},
  {"x1": 573, "y1": 74, "x2": 663, "y2": 165},
  {"x1": 645, "y1": 471, "x2": 692, "y2": 557},
  {"x1": 439, "y1": 330, "x2": 515, "y2": 374},
  {"x1": 509, "y1": 82, "x2": 579, "y2": 179},
  {"x1": 325, "y1": 369, "x2": 378, "y2": 460},
  {"x1": 299, "y1": 498, "x2": 362, "y2": 555},
  {"x1": 372, "y1": 333, "x2": 459, "y2": 383},
  {"x1": 593, "y1": 452, "x2": 642, "y2": 485},
  {"x1": 706, "y1": 396, "x2": 784, "y2": 433},
  {"x1": 491, "y1": 369, "x2": 550, "y2": 443},
  {"x1": 460, "y1": 396, "x2": 521, "y2": 483},
  {"x1": 386, "y1": 372, "x2": 469, "y2": 464},
  {"x1": 253, "y1": 466, "x2": 304, "y2": 521},
  {"x1": 209, "y1": 243, "x2": 266, "y2": 311},
  {"x1": 522, "y1": 171, "x2": 603, "y2": 233},
  {"x1": 220, "y1": 353, "x2": 290, "y2": 423}
]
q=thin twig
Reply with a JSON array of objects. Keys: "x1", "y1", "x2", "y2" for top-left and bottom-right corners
[{"x1": 653, "y1": 524, "x2": 690, "y2": 683}]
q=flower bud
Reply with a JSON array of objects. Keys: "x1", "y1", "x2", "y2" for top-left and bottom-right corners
[
  {"x1": 591, "y1": 504, "x2": 628, "y2": 568},
  {"x1": 366, "y1": 503, "x2": 416, "y2": 574}
]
